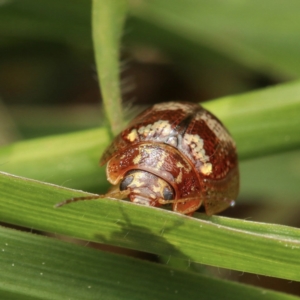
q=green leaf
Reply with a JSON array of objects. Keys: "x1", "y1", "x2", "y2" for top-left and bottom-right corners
[
  {"x1": 0, "y1": 128, "x2": 109, "y2": 192},
  {"x1": 2, "y1": 1, "x2": 300, "y2": 78},
  {"x1": 240, "y1": 150, "x2": 300, "y2": 203},
  {"x1": 0, "y1": 171, "x2": 299, "y2": 282},
  {"x1": 0, "y1": 0, "x2": 91, "y2": 46},
  {"x1": 92, "y1": 0, "x2": 128, "y2": 136},
  {"x1": 1, "y1": 226, "x2": 298, "y2": 300},
  {"x1": 203, "y1": 80, "x2": 300, "y2": 159},
  {"x1": 130, "y1": 0, "x2": 300, "y2": 77}
]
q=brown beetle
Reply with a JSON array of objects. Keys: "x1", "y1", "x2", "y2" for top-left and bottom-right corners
[{"x1": 57, "y1": 102, "x2": 239, "y2": 216}]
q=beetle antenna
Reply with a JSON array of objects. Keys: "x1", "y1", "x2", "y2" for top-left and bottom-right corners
[
  {"x1": 54, "y1": 189, "x2": 130, "y2": 208},
  {"x1": 54, "y1": 195, "x2": 104, "y2": 208}
]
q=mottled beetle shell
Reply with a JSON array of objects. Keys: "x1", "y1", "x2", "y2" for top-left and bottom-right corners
[{"x1": 100, "y1": 102, "x2": 239, "y2": 215}]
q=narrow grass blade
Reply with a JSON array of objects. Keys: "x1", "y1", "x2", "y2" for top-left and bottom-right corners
[{"x1": 0, "y1": 172, "x2": 299, "y2": 282}]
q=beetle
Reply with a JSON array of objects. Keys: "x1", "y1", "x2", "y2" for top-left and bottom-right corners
[{"x1": 57, "y1": 101, "x2": 239, "y2": 216}]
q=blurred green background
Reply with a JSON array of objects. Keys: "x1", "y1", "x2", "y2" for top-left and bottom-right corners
[{"x1": 0, "y1": 0, "x2": 300, "y2": 296}]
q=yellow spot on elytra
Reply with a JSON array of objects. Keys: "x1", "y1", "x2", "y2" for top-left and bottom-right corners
[
  {"x1": 138, "y1": 120, "x2": 172, "y2": 138},
  {"x1": 127, "y1": 129, "x2": 138, "y2": 142},
  {"x1": 200, "y1": 163, "x2": 212, "y2": 175},
  {"x1": 183, "y1": 133, "x2": 210, "y2": 164},
  {"x1": 199, "y1": 112, "x2": 234, "y2": 143}
]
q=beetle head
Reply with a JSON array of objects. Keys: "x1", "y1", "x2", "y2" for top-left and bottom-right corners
[{"x1": 119, "y1": 170, "x2": 174, "y2": 207}]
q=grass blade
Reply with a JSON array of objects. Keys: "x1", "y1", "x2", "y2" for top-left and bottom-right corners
[
  {"x1": 1, "y1": 226, "x2": 298, "y2": 300},
  {"x1": 92, "y1": 0, "x2": 128, "y2": 136},
  {"x1": 0, "y1": 171, "x2": 299, "y2": 282}
]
